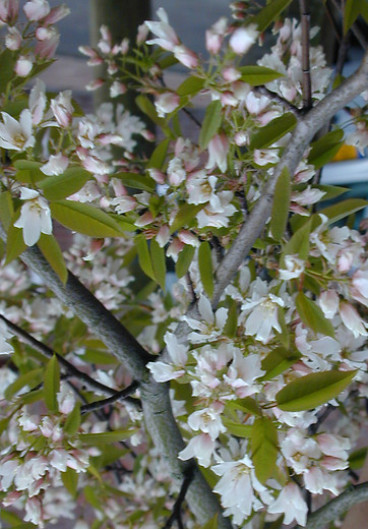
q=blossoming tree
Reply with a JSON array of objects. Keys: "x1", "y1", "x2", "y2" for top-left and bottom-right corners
[{"x1": 1, "y1": 0, "x2": 368, "y2": 528}]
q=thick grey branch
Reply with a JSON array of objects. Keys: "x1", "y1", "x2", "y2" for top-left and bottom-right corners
[
  {"x1": 213, "y1": 49, "x2": 368, "y2": 306},
  {"x1": 297, "y1": 482, "x2": 368, "y2": 529}
]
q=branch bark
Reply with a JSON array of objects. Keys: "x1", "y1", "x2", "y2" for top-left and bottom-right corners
[{"x1": 212, "y1": 48, "x2": 368, "y2": 307}]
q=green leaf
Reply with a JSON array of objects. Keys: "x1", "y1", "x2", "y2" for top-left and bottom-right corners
[
  {"x1": 38, "y1": 166, "x2": 90, "y2": 200},
  {"x1": 198, "y1": 242, "x2": 214, "y2": 298},
  {"x1": 175, "y1": 244, "x2": 195, "y2": 278},
  {"x1": 176, "y1": 76, "x2": 205, "y2": 96},
  {"x1": 0, "y1": 191, "x2": 14, "y2": 231},
  {"x1": 80, "y1": 429, "x2": 136, "y2": 445},
  {"x1": 226, "y1": 397, "x2": 261, "y2": 416},
  {"x1": 295, "y1": 292, "x2": 335, "y2": 338},
  {"x1": 64, "y1": 403, "x2": 81, "y2": 436},
  {"x1": 4, "y1": 368, "x2": 43, "y2": 400},
  {"x1": 261, "y1": 347, "x2": 301, "y2": 381},
  {"x1": 50, "y1": 200, "x2": 124, "y2": 238},
  {"x1": 317, "y1": 184, "x2": 349, "y2": 201},
  {"x1": 136, "y1": 94, "x2": 166, "y2": 127},
  {"x1": 0, "y1": 49, "x2": 16, "y2": 94},
  {"x1": 113, "y1": 172, "x2": 155, "y2": 192},
  {"x1": 282, "y1": 218, "x2": 311, "y2": 260},
  {"x1": 37, "y1": 233, "x2": 68, "y2": 284},
  {"x1": 253, "y1": 0, "x2": 293, "y2": 32},
  {"x1": 199, "y1": 100, "x2": 222, "y2": 150},
  {"x1": 170, "y1": 203, "x2": 204, "y2": 233},
  {"x1": 150, "y1": 239, "x2": 166, "y2": 289},
  {"x1": 271, "y1": 167, "x2": 290, "y2": 240},
  {"x1": 276, "y1": 370, "x2": 357, "y2": 411},
  {"x1": 308, "y1": 129, "x2": 344, "y2": 168},
  {"x1": 250, "y1": 113, "x2": 297, "y2": 150},
  {"x1": 349, "y1": 446, "x2": 368, "y2": 470},
  {"x1": 61, "y1": 467, "x2": 78, "y2": 497},
  {"x1": 135, "y1": 234, "x2": 154, "y2": 280},
  {"x1": 344, "y1": 0, "x2": 368, "y2": 33},
  {"x1": 5, "y1": 225, "x2": 26, "y2": 264},
  {"x1": 148, "y1": 138, "x2": 170, "y2": 169},
  {"x1": 223, "y1": 299, "x2": 238, "y2": 338},
  {"x1": 13, "y1": 160, "x2": 43, "y2": 171},
  {"x1": 318, "y1": 198, "x2": 368, "y2": 225},
  {"x1": 201, "y1": 514, "x2": 218, "y2": 529},
  {"x1": 222, "y1": 417, "x2": 252, "y2": 437},
  {"x1": 251, "y1": 417, "x2": 278, "y2": 483},
  {"x1": 43, "y1": 354, "x2": 60, "y2": 412},
  {"x1": 239, "y1": 65, "x2": 284, "y2": 86}
]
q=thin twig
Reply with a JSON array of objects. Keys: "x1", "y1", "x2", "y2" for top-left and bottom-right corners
[
  {"x1": 299, "y1": 0, "x2": 312, "y2": 110},
  {"x1": 182, "y1": 107, "x2": 202, "y2": 127},
  {"x1": 254, "y1": 86, "x2": 300, "y2": 115},
  {"x1": 0, "y1": 313, "x2": 132, "y2": 398},
  {"x1": 163, "y1": 466, "x2": 195, "y2": 529},
  {"x1": 329, "y1": 0, "x2": 368, "y2": 50},
  {"x1": 81, "y1": 381, "x2": 139, "y2": 414}
]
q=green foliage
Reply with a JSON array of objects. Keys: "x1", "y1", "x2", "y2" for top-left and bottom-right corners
[
  {"x1": 43, "y1": 355, "x2": 60, "y2": 412},
  {"x1": 198, "y1": 100, "x2": 222, "y2": 149}
]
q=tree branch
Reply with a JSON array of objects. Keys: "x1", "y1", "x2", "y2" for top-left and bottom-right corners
[
  {"x1": 163, "y1": 465, "x2": 195, "y2": 529},
  {"x1": 299, "y1": 0, "x2": 312, "y2": 110},
  {"x1": 81, "y1": 381, "x2": 139, "y2": 413},
  {"x1": 212, "y1": 48, "x2": 368, "y2": 307},
  {"x1": 295, "y1": 482, "x2": 368, "y2": 529}
]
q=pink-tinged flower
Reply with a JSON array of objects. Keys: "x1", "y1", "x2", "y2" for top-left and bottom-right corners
[
  {"x1": 234, "y1": 130, "x2": 248, "y2": 146},
  {"x1": 50, "y1": 90, "x2": 73, "y2": 127},
  {"x1": 147, "y1": 332, "x2": 188, "y2": 382},
  {"x1": 0, "y1": 459, "x2": 18, "y2": 490},
  {"x1": 318, "y1": 290, "x2": 339, "y2": 319},
  {"x1": 242, "y1": 288, "x2": 285, "y2": 344},
  {"x1": 5, "y1": 26, "x2": 21, "y2": 50},
  {"x1": 15, "y1": 56, "x2": 33, "y2": 77},
  {"x1": 156, "y1": 224, "x2": 170, "y2": 247},
  {"x1": 40, "y1": 153, "x2": 69, "y2": 175},
  {"x1": 206, "y1": 17, "x2": 228, "y2": 54},
  {"x1": 351, "y1": 269, "x2": 368, "y2": 306},
  {"x1": 166, "y1": 238, "x2": 184, "y2": 261},
  {"x1": 229, "y1": 24, "x2": 258, "y2": 54},
  {"x1": 279, "y1": 255, "x2": 305, "y2": 280},
  {"x1": 86, "y1": 78, "x2": 104, "y2": 92},
  {"x1": 145, "y1": 8, "x2": 180, "y2": 51},
  {"x1": 188, "y1": 407, "x2": 226, "y2": 440},
  {"x1": 224, "y1": 350, "x2": 264, "y2": 397},
  {"x1": 23, "y1": 0, "x2": 50, "y2": 21},
  {"x1": 184, "y1": 295, "x2": 228, "y2": 344},
  {"x1": 196, "y1": 190, "x2": 236, "y2": 229},
  {"x1": 135, "y1": 211, "x2": 154, "y2": 228},
  {"x1": 24, "y1": 497, "x2": 43, "y2": 526},
  {"x1": 222, "y1": 66, "x2": 241, "y2": 82},
  {"x1": 178, "y1": 229, "x2": 199, "y2": 247},
  {"x1": 0, "y1": 109, "x2": 34, "y2": 151},
  {"x1": 110, "y1": 81, "x2": 126, "y2": 98},
  {"x1": 13, "y1": 187, "x2": 52, "y2": 246},
  {"x1": 245, "y1": 91, "x2": 269, "y2": 115},
  {"x1": 148, "y1": 167, "x2": 165, "y2": 184},
  {"x1": 173, "y1": 44, "x2": 198, "y2": 68},
  {"x1": 111, "y1": 194, "x2": 137, "y2": 215},
  {"x1": 0, "y1": 0, "x2": 19, "y2": 24},
  {"x1": 154, "y1": 92, "x2": 180, "y2": 118},
  {"x1": 178, "y1": 433, "x2": 215, "y2": 467},
  {"x1": 268, "y1": 483, "x2": 308, "y2": 526},
  {"x1": 35, "y1": 26, "x2": 59, "y2": 58},
  {"x1": 43, "y1": 4, "x2": 70, "y2": 25},
  {"x1": 317, "y1": 433, "x2": 350, "y2": 460},
  {"x1": 303, "y1": 466, "x2": 338, "y2": 495},
  {"x1": 339, "y1": 302, "x2": 368, "y2": 338},
  {"x1": 206, "y1": 133, "x2": 229, "y2": 172},
  {"x1": 29, "y1": 79, "x2": 46, "y2": 125},
  {"x1": 57, "y1": 383, "x2": 76, "y2": 414},
  {"x1": 253, "y1": 148, "x2": 279, "y2": 166}
]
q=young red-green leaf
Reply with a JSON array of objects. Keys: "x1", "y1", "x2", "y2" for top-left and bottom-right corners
[
  {"x1": 37, "y1": 233, "x2": 68, "y2": 284},
  {"x1": 253, "y1": 0, "x2": 293, "y2": 32},
  {"x1": 250, "y1": 113, "x2": 297, "y2": 150},
  {"x1": 198, "y1": 100, "x2": 222, "y2": 150},
  {"x1": 61, "y1": 467, "x2": 79, "y2": 497},
  {"x1": 239, "y1": 65, "x2": 284, "y2": 86},
  {"x1": 38, "y1": 166, "x2": 90, "y2": 200},
  {"x1": 175, "y1": 244, "x2": 195, "y2": 278},
  {"x1": 251, "y1": 417, "x2": 278, "y2": 483},
  {"x1": 79, "y1": 429, "x2": 136, "y2": 444},
  {"x1": 295, "y1": 292, "x2": 335, "y2": 338},
  {"x1": 64, "y1": 403, "x2": 81, "y2": 436},
  {"x1": 50, "y1": 200, "x2": 125, "y2": 238},
  {"x1": 198, "y1": 241, "x2": 214, "y2": 298},
  {"x1": 135, "y1": 234, "x2": 154, "y2": 280},
  {"x1": 150, "y1": 239, "x2": 166, "y2": 290},
  {"x1": 147, "y1": 138, "x2": 170, "y2": 169},
  {"x1": 5, "y1": 224, "x2": 26, "y2": 265},
  {"x1": 271, "y1": 167, "x2": 290, "y2": 241},
  {"x1": 261, "y1": 346, "x2": 301, "y2": 381},
  {"x1": 276, "y1": 370, "x2": 357, "y2": 411},
  {"x1": 318, "y1": 198, "x2": 368, "y2": 225},
  {"x1": 0, "y1": 191, "x2": 14, "y2": 231},
  {"x1": 113, "y1": 172, "x2": 155, "y2": 192},
  {"x1": 176, "y1": 75, "x2": 205, "y2": 96},
  {"x1": 308, "y1": 128, "x2": 344, "y2": 168},
  {"x1": 170, "y1": 203, "x2": 204, "y2": 233},
  {"x1": 44, "y1": 354, "x2": 60, "y2": 412}
]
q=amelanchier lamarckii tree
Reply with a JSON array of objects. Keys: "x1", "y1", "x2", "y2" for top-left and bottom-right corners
[{"x1": 1, "y1": 1, "x2": 368, "y2": 528}]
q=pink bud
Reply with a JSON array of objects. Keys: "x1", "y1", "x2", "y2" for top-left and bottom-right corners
[
  {"x1": 229, "y1": 24, "x2": 258, "y2": 54},
  {"x1": 43, "y1": 4, "x2": 70, "y2": 25},
  {"x1": 155, "y1": 92, "x2": 180, "y2": 117},
  {"x1": 0, "y1": 0, "x2": 19, "y2": 24},
  {"x1": 156, "y1": 225, "x2": 171, "y2": 247},
  {"x1": 24, "y1": 0, "x2": 50, "y2": 21},
  {"x1": 15, "y1": 56, "x2": 33, "y2": 77},
  {"x1": 173, "y1": 44, "x2": 198, "y2": 68},
  {"x1": 135, "y1": 211, "x2": 154, "y2": 227}
]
